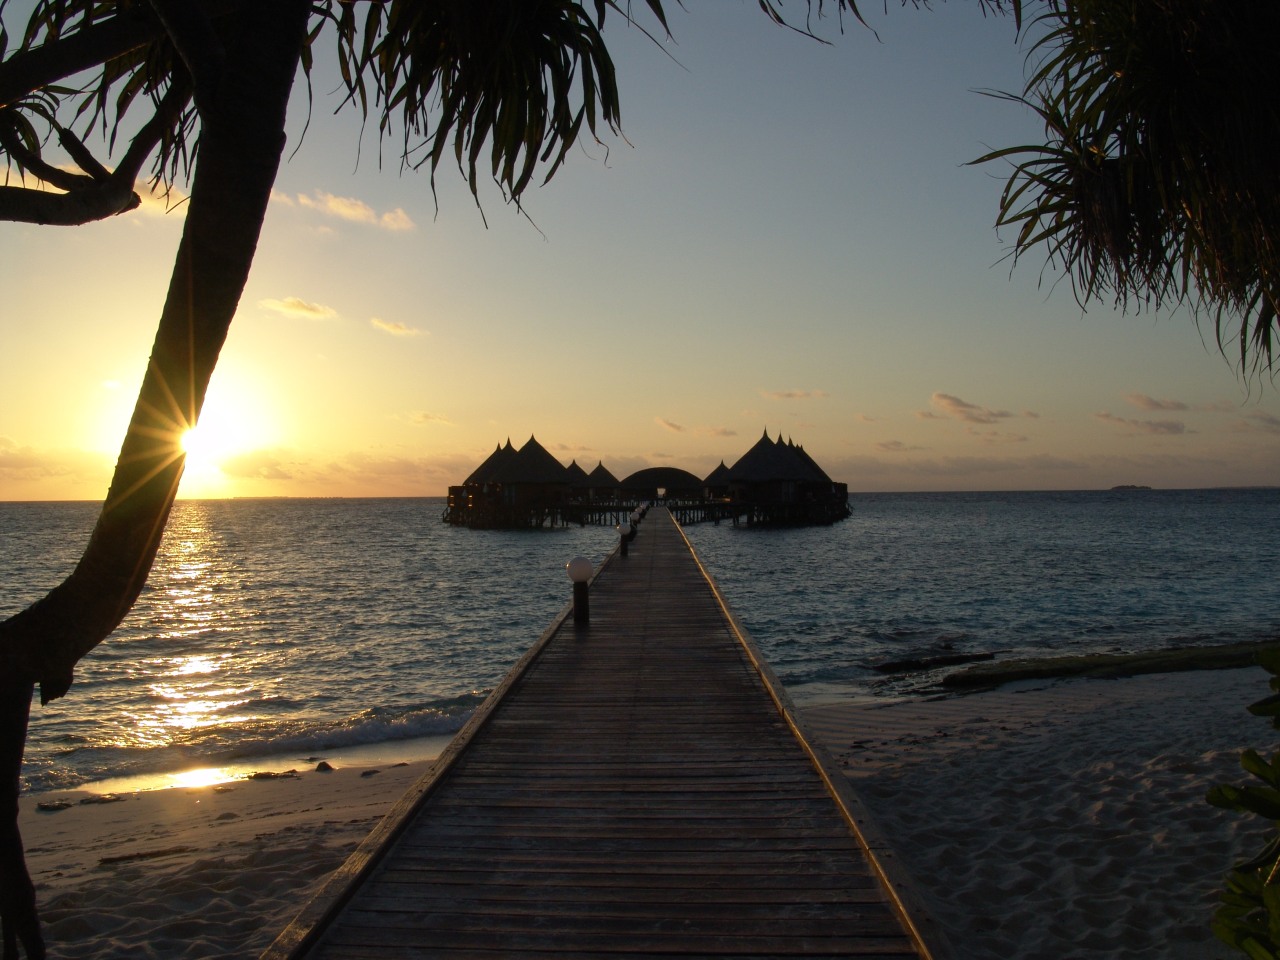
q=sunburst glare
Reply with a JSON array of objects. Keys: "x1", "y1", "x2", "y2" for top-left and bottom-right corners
[{"x1": 176, "y1": 380, "x2": 281, "y2": 498}]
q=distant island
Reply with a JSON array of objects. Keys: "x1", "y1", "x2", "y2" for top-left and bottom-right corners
[{"x1": 1110, "y1": 484, "x2": 1153, "y2": 491}]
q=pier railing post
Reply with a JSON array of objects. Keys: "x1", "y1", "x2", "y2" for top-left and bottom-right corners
[{"x1": 566, "y1": 556, "x2": 592, "y2": 624}]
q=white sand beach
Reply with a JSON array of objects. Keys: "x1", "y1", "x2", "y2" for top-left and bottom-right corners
[
  {"x1": 17, "y1": 666, "x2": 1274, "y2": 959},
  {"x1": 804, "y1": 667, "x2": 1274, "y2": 960},
  {"x1": 19, "y1": 760, "x2": 423, "y2": 959}
]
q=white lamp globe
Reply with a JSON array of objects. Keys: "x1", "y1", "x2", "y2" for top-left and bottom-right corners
[{"x1": 566, "y1": 556, "x2": 593, "y2": 583}]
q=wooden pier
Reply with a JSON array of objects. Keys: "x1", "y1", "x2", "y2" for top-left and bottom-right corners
[{"x1": 263, "y1": 508, "x2": 942, "y2": 959}]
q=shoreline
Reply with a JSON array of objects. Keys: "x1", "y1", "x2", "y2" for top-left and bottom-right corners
[
  {"x1": 18, "y1": 665, "x2": 1278, "y2": 958},
  {"x1": 47, "y1": 730, "x2": 459, "y2": 799},
  {"x1": 36, "y1": 638, "x2": 1276, "y2": 797}
]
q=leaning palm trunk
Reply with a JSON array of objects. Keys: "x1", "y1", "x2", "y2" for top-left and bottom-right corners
[{"x1": 0, "y1": 5, "x2": 310, "y2": 955}]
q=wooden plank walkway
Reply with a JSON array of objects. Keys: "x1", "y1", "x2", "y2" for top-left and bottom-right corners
[{"x1": 263, "y1": 508, "x2": 943, "y2": 960}]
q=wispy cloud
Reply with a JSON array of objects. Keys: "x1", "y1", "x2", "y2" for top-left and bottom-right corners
[
  {"x1": 1095, "y1": 412, "x2": 1189, "y2": 435},
  {"x1": 0, "y1": 438, "x2": 110, "y2": 495},
  {"x1": 259, "y1": 297, "x2": 339, "y2": 321},
  {"x1": 966, "y1": 428, "x2": 1030, "y2": 445},
  {"x1": 134, "y1": 180, "x2": 188, "y2": 216},
  {"x1": 377, "y1": 208, "x2": 415, "y2": 231},
  {"x1": 406, "y1": 412, "x2": 450, "y2": 425},
  {"x1": 1240, "y1": 412, "x2": 1280, "y2": 434},
  {"x1": 877, "y1": 440, "x2": 925, "y2": 453},
  {"x1": 371, "y1": 317, "x2": 424, "y2": 337},
  {"x1": 1125, "y1": 393, "x2": 1188, "y2": 412},
  {"x1": 761, "y1": 389, "x2": 829, "y2": 401},
  {"x1": 220, "y1": 450, "x2": 295, "y2": 480},
  {"x1": 653, "y1": 419, "x2": 733, "y2": 437},
  {"x1": 296, "y1": 190, "x2": 415, "y2": 231},
  {"x1": 931, "y1": 392, "x2": 1015, "y2": 425}
]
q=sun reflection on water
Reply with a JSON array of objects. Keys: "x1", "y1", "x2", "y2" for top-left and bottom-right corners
[
  {"x1": 173, "y1": 655, "x2": 218, "y2": 676},
  {"x1": 169, "y1": 767, "x2": 240, "y2": 790},
  {"x1": 120, "y1": 503, "x2": 266, "y2": 750}
]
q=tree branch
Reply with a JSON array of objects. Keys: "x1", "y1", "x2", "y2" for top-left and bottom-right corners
[
  {"x1": 0, "y1": 72, "x2": 192, "y2": 226},
  {"x1": 0, "y1": 116, "x2": 95, "y2": 191},
  {"x1": 0, "y1": 180, "x2": 139, "y2": 224}
]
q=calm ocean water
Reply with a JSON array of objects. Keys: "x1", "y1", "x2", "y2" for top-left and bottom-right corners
[{"x1": 3, "y1": 490, "x2": 1279, "y2": 794}]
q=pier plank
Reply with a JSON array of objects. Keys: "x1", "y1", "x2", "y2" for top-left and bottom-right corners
[{"x1": 263, "y1": 508, "x2": 942, "y2": 960}]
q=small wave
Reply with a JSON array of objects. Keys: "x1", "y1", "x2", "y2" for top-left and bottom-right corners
[
  {"x1": 222, "y1": 700, "x2": 480, "y2": 761},
  {"x1": 20, "y1": 694, "x2": 487, "y2": 794}
]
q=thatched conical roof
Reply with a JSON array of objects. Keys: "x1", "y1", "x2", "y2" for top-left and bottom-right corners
[
  {"x1": 728, "y1": 429, "x2": 828, "y2": 483},
  {"x1": 490, "y1": 435, "x2": 569, "y2": 485},
  {"x1": 789, "y1": 440, "x2": 831, "y2": 482},
  {"x1": 703, "y1": 461, "x2": 732, "y2": 486},
  {"x1": 565, "y1": 459, "x2": 591, "y2": 488},
  {"x1": 727, "y1": 430, "x2": 797, "y2": 482},
  {"x1": 587, "y1": 461, "x2": 620, "y2": 487},
  {"x1": 465, "y1": 439, "x2": 517, "y2": 485}
]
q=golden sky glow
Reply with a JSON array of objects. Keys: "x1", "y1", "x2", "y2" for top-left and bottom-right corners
[{"x1": 4, "y1": 5, "x2": 1280, "y2": 501}]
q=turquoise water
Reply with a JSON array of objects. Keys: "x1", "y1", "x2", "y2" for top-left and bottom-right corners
[{"x1": 3, "y1": 490, "x2": 1277, "y2": 793}]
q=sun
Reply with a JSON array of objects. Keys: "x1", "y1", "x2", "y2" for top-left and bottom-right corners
[
  {"x1": 176, "y1": 384, "x2": 280, "y2": 498},
  {"x1": 178, "y1": 422, "x2": 233, "y2": 496},
  {"x1": 180, "y1": 423, "x2": 228, "y2": 471},
  {"x1": 179, "y1": 425, "x2": 208, "y2": 460}
]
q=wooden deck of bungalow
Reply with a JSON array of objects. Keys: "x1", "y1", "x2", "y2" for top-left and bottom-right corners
[{"x1": 263, "y1": 508, "x2": 944, "y2": 960}]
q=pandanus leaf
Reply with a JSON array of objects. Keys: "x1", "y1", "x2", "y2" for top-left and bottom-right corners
[{"x1": 1213, "y1": 785, "x2": 1280, "y2": 822}]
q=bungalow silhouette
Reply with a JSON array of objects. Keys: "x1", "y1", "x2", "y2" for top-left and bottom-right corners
[
  {"x1": 718, "y1": 430, "x2": 850, "y2": 525},
  {"x1": 447, "y1": 436, "x2": 570, "y2": 528},
  {"x1": 443, "y1": 431, "x2": 848, "y2": 528},
  {"x1": 582, "y1": 460, "x2": 621, "y2": 501}
]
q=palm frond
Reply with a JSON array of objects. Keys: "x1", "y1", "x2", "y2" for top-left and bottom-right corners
[{"x1": 976, "y1": 0, "x2": 1280, "y2": 376}]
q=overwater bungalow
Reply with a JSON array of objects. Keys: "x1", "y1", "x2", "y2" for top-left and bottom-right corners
[
  {"x1": 719, "y1": 430, "x2": 850, "y2": 525},
  {"x1": 703, "y1": 460, "x2": 732, "y2": 500},
  {"x1": 585, "y1": 461, "x2": 621, "y2": 501},
  {"x1": 565, "y1": 459, "x2": 590, "y2": 492},
  {"x1": 443, "y1": 430, "x2": 849, "y2": 528},
  {"x1": 445, "y1": 436, "x2": 573, "y2": 528}
]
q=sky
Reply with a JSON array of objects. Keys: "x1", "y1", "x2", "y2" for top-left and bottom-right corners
[{"x1": 3, "y1": 2, "x2": 1279, "y2": 500}]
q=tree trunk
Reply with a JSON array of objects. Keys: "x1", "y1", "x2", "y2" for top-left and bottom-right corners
[
  {"x1": 0, "y1": 679, "x2": 38, "y2": 960},
  {"x1": 0, "y1": 3, "x2": 310, "y2": 954}
]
